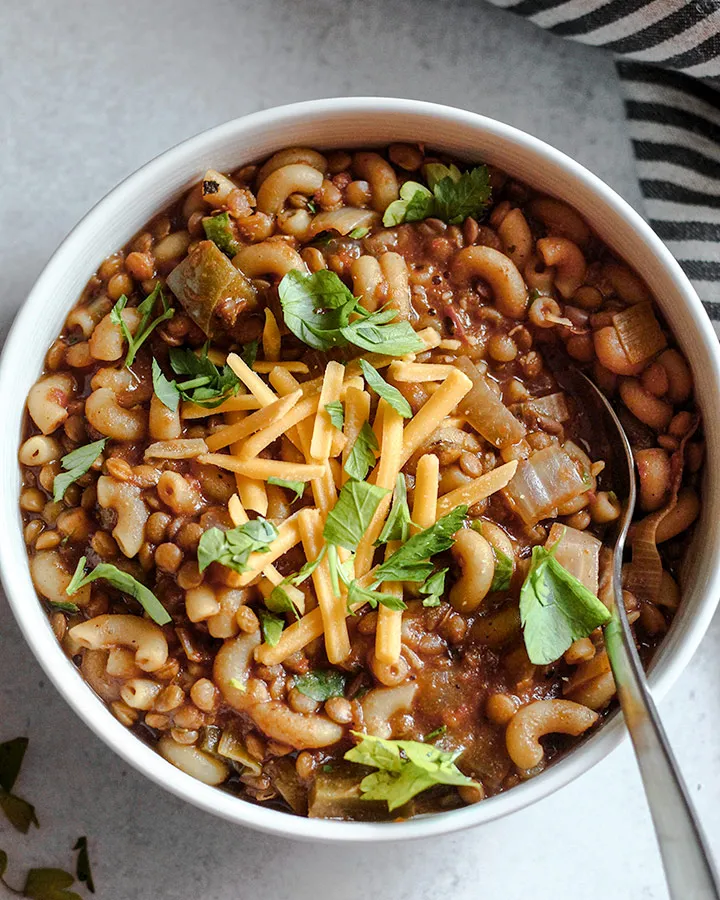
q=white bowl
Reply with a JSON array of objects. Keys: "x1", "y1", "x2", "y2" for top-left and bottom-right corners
[{"x1": 2, "y1": 98, "x2": 719, "y2": 843}]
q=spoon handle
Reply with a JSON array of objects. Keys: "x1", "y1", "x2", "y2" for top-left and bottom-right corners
[{"x1": 605, "y1": 553, "x2": 720, "y2": 899}]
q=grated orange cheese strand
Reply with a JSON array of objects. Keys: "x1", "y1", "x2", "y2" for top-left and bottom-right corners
[
  {"x1": 236, "y1": 514, "x2": 302, "y2": 586},
  {"x1": 371, "y1": 395, "x2": 385, "y2": 451},
  {"x1": 255, "y1": 568, "x2": 379, "y2": 665},
  {"x1": 181, "y1": 395, "x2": 261, "y2": 418},
  {"x1": 309, "y1": 361, "x2": 345, "y2": 462},
  {"x1": 341, "y1": 387, "x2": 371, "y2": 485},
  {"x1": 253, "y1": 360, "x2": 308, "y2": 374},
  {"x1": 389, "y1": 362, "x2": 457, "y2": 383},
  {"x1": 226, "y1": 352, "x2": 277, "y2": 406},
  {"x1": 228, "y1": 493, "x2": 249, "y2": 526},
  {"x1": 435, "y1": 459, "x2": 518, "y2": 517},
  {"x1": 270, "y1": 368, "x2": 337, "y2": 514},
  {"x1": 238, "y1": 391, "x2": 320, "y2": 461},
  {"x1": 205, "y1": 390, "x2": 302, "y2": 452},
  {"x1": 354, "y1": 401, "x2": 405, "y2": 578},
  {"x1": 226, "y1": 412, "x2": 268, "y2": 516},
  {"x1": 198, "y1": 454, "x2": 325, "y2": 481},
  {"x1": 416, "y1": 327, "x2": 442, "y2": 349},
  {"x1": 262, "y1": 308, "x2": 282, "y2": 361},
  {"x1": 375, "y1": 540, "x2": 403, "y2": 665},
  {"x1": 298, "y1": 508, "x2": 350, "y2": 664},
  {"x1": 412, "y1": 454, "x2": 440, "y2": 532},
  {"x1": 399, "y1": 368, "x2": 472, "y2": 469}
]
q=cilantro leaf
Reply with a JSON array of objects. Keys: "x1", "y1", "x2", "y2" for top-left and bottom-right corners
[
  {"x1": 23, "y1": 867, "x2": 81, "y2": 900},
  {"x1": 293, "y1": 670, "x2": 346, "y2": 701},
  {"x1": 73, "y1": 837, "x2": 95, "y2": 894},
  {"x1": 266, "y1": 585, "x2": 301, "y2": 620},
  {"x1": 66, "y1": 557, "x2": 171, "y2": 626},
  {"x1": 202, "y1": 211, "x2": 241, "y2": 257},
  {"x1": 359, "y1": 360, "x2": 412, "y2": 418},
  {"x1": 52, "y1": 439, "x2": 106, "y2": 503},
  {"x1": 267, "y1": 476, "x2": 306, "y2": 502},
  {"x1": 344, "y1": 422, "x2": 378, "y2": 482},
  {"x1": 168, "y1": 344, "x2": 241, "y2": 408},
  {"x1": 423, "y1": 163, "x2": 462, "y2": 190},
  {"x1": 419, "y1": 568, "x2": 448, "y2": 607},
  {"x1": 289, "y1": 548, "x2": 327, "y2": 585},
  {"x1": 471, "y1": 521, "x2": 514, "y2": 592},
  {"x1": 519, "y1": 543, "x2": 612, "y2": 665},
  {"x1": 374, "y1": 506, "x2": 467, "y2": 584},
  {"x1": 339, "y1": 308, "x2": 423, "y2": 356},
  {"x1": 382, "y1": 165, "x2": 491, "y2": 227},
  {"x1": 151, "y1": 359, "x2": 180, "y2": 412},
  {"x1": 278, "y1": 270, "x2": 424, "y2": 356},
  {"x1": 348, "y1": 580, "x2": 406, "y2": 611},
  {"x1": 424, "y1": 725, "x2": 447, "y2": 742},
  {"x1": 433, "y1": 166, "x2": 492, "y2": 225},
  {"x1": 240, "y1": 339, "x2": 259, "y2": 368},
  {"x1": 324, "y1": 401, "x2": 344, "y2": 431},
  {"x1": 258, "y1": 610, "x2": 284, "y2": 646},
  {"x1": 382, "y1": 182, "x2": 433, "y2": 227},
  {"x1": 490, "y1": 546, "x2": 513, "y2": 592},
  {"x1": 349, "y1": 226, "x2": 369, "y2": 239},
  {"x1": 110, "y1": 284, "x2": 175, "y2": 368},
  {"x1": 322, "y1": 482, "x2": 389, "y2": 551},
  {"x1": 377, "y1": 474, "x2": 412, "y2": 544},
  {"x1": 197, "y1": 518, "x2": 278, "y2": 574},
  {"x1": 345, "y1": 732, "x2": 475, "y2": 811},
  {"x1": 278, "y1": 269, "x2": 357, "y2": 351},
  {"x1": 49, "y1": 601, "x2": 80, "y2": 614}
]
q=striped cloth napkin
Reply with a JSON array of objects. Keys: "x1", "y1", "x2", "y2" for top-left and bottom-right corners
[{"x1": 487, "y1": 0, "x2": 720, "y2": 333}]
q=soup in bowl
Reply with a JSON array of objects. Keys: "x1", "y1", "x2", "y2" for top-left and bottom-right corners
[{"x1": 3, "y1": 99, "x2": 720, "y2": 841}]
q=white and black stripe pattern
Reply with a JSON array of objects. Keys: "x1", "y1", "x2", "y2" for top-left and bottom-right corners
[{"x1": 485, "y1": 0, "x2": 720, "y2": 330}]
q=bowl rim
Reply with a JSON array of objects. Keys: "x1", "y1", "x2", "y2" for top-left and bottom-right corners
[{"x1": 3, "y1": 96, "x2": 720, "y2": 843}]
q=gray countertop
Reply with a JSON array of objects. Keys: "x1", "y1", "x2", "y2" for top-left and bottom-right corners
[{"x1": 1, "y1": 1, "x2": 718, "y2": 897}]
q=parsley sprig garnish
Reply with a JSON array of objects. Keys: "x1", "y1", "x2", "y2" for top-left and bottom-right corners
[
  {"x1": 110, "y1": 284, "x2": 174, "y2": 369},
  {"x1": 0, "y1": 736, "x2": 96, "y2": 897},
  {"x1": 278, "y1": 269, "x2": 423, "y2": 355},
  {"x1": 383, "y1": 164, "x2": 491, "y2": 227}
]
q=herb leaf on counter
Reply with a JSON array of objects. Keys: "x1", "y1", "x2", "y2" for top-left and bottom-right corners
[
  {"x1": 72, "y1": 837, "x2": 95, "y2": 894},
  {"x1": 0, "y1": 737, "x2": 38, "y2": 834}
]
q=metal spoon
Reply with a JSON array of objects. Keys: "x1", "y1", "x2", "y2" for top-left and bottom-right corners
[{"x1": 571, "y1": 369, "x2": 719, "y2": 899}]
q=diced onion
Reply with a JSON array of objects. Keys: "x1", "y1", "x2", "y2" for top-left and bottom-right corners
[
  {"x1": 454, "y1": 356, "x2": 526, "y2": 448},
  {"x1": 503, "y1": 445, "x2": 590, "y2": 525}
]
